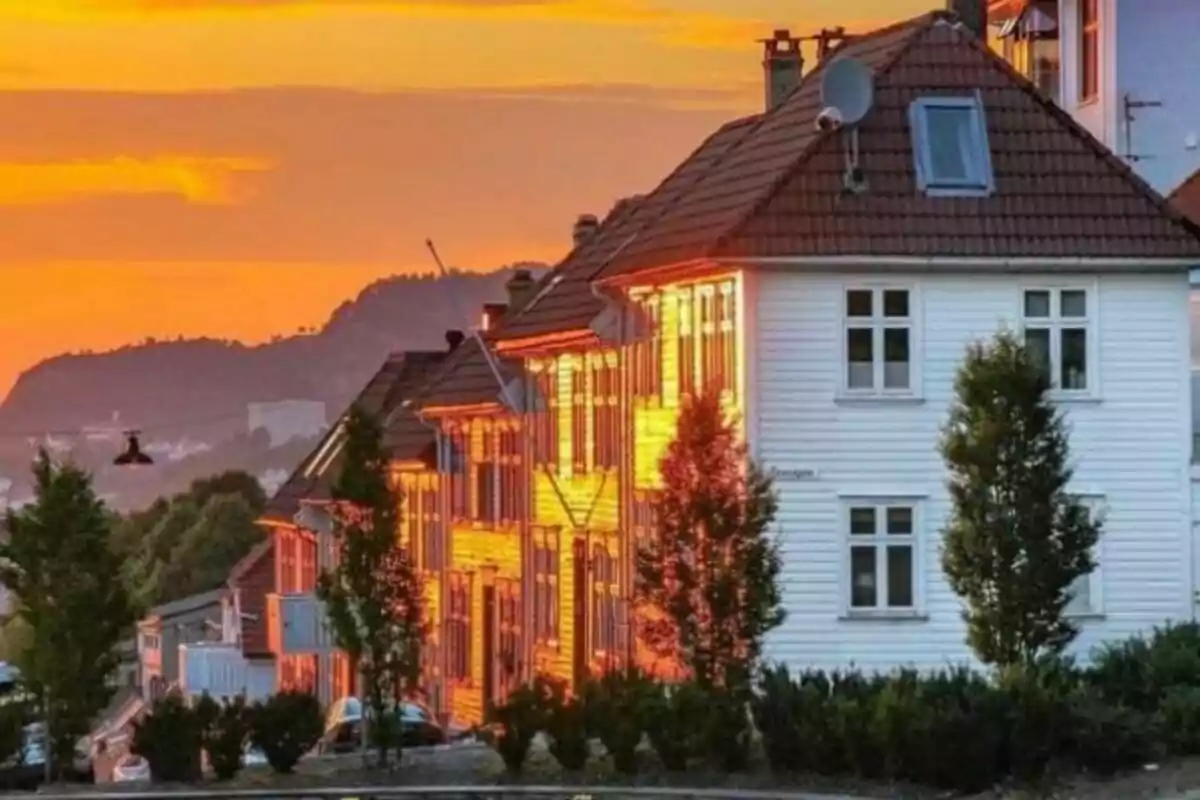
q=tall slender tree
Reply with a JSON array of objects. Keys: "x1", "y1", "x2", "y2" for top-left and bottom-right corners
[
  {"x1": 0, "y1": 451, "x2": 136, "y2": 779},
  {"x1": 317, "y1": 406, "x2": 425, "y2": 766},
  {"x1": 940, "y1": 330, "x2": 1100, "y2": 667},
  {"x1": 636, "y1": 389, "x2": 783, "y2": 689}
]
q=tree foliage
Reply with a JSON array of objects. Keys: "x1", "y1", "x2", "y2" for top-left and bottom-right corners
[
  {"x1": 635, "y1": 389, "x2": 784, "y2": 689},
  {"x1": 0, "y1": 451, "x2": 136, "y2": 777},
  {"x1": 316, "y1": 405, "x2": 425, "y2": 765},
  {"x1": 940, "y1": 330, "x2": 1100, "y2": 667}
]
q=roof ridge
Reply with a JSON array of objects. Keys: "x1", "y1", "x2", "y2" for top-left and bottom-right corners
[
  {"x1": 707, "y1": 12, "x2": 938, "y2": 259},
  {"x1": 953, "y1": 14, "x2": 1200, "y2": 244}
]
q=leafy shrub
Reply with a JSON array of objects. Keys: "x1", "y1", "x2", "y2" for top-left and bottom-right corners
[
  {"x1": 200, "y1": 695, "x2": 252, "y2": 780},
  {"x1": 697, "y1": 685, "x2": 752, "y2": 772},
  {"x1": 131, "y1": 693, "x2": 203, "y2": 782},
  {"x1": 1066, "y1": 684, "x2": 1159, "y2": 777},
  {"x1": 826, "y1": 671, "x2": 887, "y2": 779},
  {"x1": 1089, "y1": 622, "x2": 1200, "y2": 712},
  {"x1": 249, "y1": 690, "x2": 323, "y2": 774},
  {"x1": 0, "y1": 702, "x2": 26, "y2": 767},
  {"x1": 489, "y1": 676, "x2": 554, "y2": 774},
  {"x1": 543, "y1": 680, "x2": 590, "y2": 772},
  {"x1": 1161, "y1": 685, "x2": 1200, "y2": 756},
  {"x1": 995, "y1": 659, "x2": 1078, "y2": 785},
  {"x1": 585, "y1": 667, "x2": 655, "y2": 774},
  {"x1": 910, "y1": 667, "x2": 1007, "y2": 792},
  {"x1": 645, "y1": 680, "x2": 704, "y2": 771},
  {"x1": 752, "y1": 665, "x2": 805, "y2": 773}
]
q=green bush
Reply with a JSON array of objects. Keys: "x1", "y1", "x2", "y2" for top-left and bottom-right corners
[
  {"x1": 586, "y1": 667, "x2": 655, "y2": 775},
  {"x1": 200, "y1": 695, "x2": 252, "y2": 781},
  {"x1": 248, "y1": 690, "x2": 323, "y2": 774},
  {"x1": 995, "y1": 659, "x2": 1077, "y2": 785},
  {"x1": 1089, "y1": 622, "x2": 1200, "y2": 712},
  {"x1": 0, "y1": 702, "x2": 26, "y2": 768},
  {"x1": 910, "y1": 667, "x2": 1007, "y2": 792},
  {"x1": 1066, "y1": 684, "x2": 1159, "y2": 777},
  {"x1": 543, "y1": 680, "x2": 589, "y2": 772},
  {"x1": 488, "y1": 677, "x2": 553, "y2": 775},
  {"x1": 697, "y1": 684, "x2": 752, "y2": 772},
  {"x1": 752, "y1": 665, "x2": 805, "y2": 773},
  {"x1": 1161, "y1": 685, "x2": 1200, "y2": 755},
  {"x1": 131, "y1": 693, "x2": 203, "y2": 782},
  {"x1": 645, "y1": 680, "x2": 704, "y2": 771}
]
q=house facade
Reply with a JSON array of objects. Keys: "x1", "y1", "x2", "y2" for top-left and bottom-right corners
[
  {"x1": 250, "y1": 2, "x2": 1200, "y2": 728},
  {"x1": 989, "y1": 0, "x2": 1200, "y2": 194}
]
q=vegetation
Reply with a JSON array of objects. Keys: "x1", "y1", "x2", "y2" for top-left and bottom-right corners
[
  {"x1": 200, "y1": 695, "x2": 253, "y2": 781},
  {"x1": 635, "y1": 389, "x2": 784, "y2": 690},
  {"x1": 317, "y1": 406, "x2": 425, "y2": 767},
  {"x1": 0, "y1": 451, "x2": 136, "y2": 779},
  {"x1": 248, "y1": 690, "x2": 324, "y2": 774},
  {"x1": 132, "y1": 693, "x2": 204, "y2": 782},
  {"x1": 940, "y1": 331, "x2": 1101, "y2": 667}
]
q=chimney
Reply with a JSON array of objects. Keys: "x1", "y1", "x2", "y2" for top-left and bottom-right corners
[
  {"x1": 947, "y1": 0, "x2": 987, "y2": 40},
  {"x1": 573, "y1": 214, "x2": 600, "y2": 248},
  {"x1": 481, "y1": 302, "x2": 508, "y2": 332},
  {"x1": 505, "y1": 268, "x2": 537, "y2": 312},
  {"x1": 760, "y1": 29, "x2": 803, "y2": 111},
  {"x1": 816, "y1": 27, "x2": 846, "y2": 62},
  {"x1": 445, "y1": 329, "x2": 465, "y2": 352}
]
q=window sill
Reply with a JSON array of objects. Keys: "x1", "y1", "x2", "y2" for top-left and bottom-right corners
[
  {"x1": 1065, "y1": 611, "x2": 1105, "y2": 621},
  {"x1": 839, "y1": 609, "x2": 929, "y2": 622},
  {"x1": 1049, "y1": 392, "x2": 1102, "y2": 405},
  {"x1": 834, "y1": 393, "x2": 925, "y2": 407}
]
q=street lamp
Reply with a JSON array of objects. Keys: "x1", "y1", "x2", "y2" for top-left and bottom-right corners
[{"x1": 113, "y1": 431, "x2": 153, "y2": 467}]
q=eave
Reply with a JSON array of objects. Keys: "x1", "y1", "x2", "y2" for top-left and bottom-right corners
[
  {"x1": 493, "y1": 327, "x2": 598, "y2": 356},
  {"x1": 419, "y1": 401, "x2": 507, "y2": 417}
]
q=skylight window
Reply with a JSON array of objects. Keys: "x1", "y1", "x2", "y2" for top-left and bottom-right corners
[{"x1": 908, "y1": 94, "x2": 995, "y2": 197}]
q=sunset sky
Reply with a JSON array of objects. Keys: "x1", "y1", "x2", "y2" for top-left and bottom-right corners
[{"x1": 0, "y1": 0, "x2": 932, "y2": 399}]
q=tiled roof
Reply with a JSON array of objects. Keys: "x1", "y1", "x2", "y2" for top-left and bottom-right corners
[
  {"x1": 258, "y1": 351, "x2": 445, "y2": 524},
  {"x1": 413, "y1": 335, "x2": 521, "y2": 413},
  {"x1": 1169, "y1": 168, "x2": 1200, "y2": 225},
  {"x1": 599, "y1": 12, "x2": 1200, "y2": 272}
]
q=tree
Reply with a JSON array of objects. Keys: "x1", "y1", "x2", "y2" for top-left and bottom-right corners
[
  {"x1": 0, "y1": 451, "x2": 136, "y2": 778},
  {"x1": 317, "y1": 406, "x2": 425, "y2": 766},
  {"x1": 635, "y1": 389, "x2": 784, "y2": 690},
  {"x1": 940, "y1": 330, "x2": 1100, "y2": 668}
]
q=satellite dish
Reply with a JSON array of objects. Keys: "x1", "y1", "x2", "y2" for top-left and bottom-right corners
[{"x1": 820, "y1": 57, "x2": 875, "y2": 126}]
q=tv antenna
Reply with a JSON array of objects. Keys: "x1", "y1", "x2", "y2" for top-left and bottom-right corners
[{"x1": 818, "y1": 56, "x2": 875, "y2": 195}]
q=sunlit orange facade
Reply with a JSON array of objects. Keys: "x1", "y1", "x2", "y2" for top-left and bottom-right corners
[{"x1": 407, "y1": 267, "x2": 746, "y2": 726}]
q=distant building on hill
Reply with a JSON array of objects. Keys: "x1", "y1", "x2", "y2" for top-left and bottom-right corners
[{"x1": 246, "y1": 400, "x2": 327, "y2": 448}]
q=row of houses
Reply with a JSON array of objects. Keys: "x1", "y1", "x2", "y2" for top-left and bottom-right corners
[{"x1": 143, "y1": 0, "x2": 1200, "y2": 731}]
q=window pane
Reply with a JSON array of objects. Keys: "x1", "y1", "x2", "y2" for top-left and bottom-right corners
[
  {"x1": 1025, "y1": 327, "x2": 1051, "y2": 383},
  {"x1": 1066, "y1": 573, "x2": 1090, "y2": 615},
  {"x1": 850, "y1": 547, "x2": 877, "y2": 608},
  {"x1": 883, "y1": 328, "x2": 910, "y2": 389},
  {"x1": 1024, "y1": 290, "x2": 1051, "y2": 318},
  {"x1": 925, "y1": 107, "x2": 973, "y2": 182},
  {"x1": 886, "y1": 506, "x2": 913, "y2": 535},
  {"x1": 847, "y1": 289, "x2": 873, "y2": 317},
  {"x1": 1061, "y1": 290, "x2": 1087, "y2": 318},
  {"x1": 886, "y1": 546, "x2": 913, "y2": 608},
  {"x1": 1061, "y1": 328, "x2": 1088, "y2": 390},
  {"x1": 883, "y1": 290, "x2": 909, "y2": 318},
  {"x1": 849, "y1": 507, "x2": 876, "y2": 535},
  {"x1": 847, "y1": 328, "x2": 874, "y2": 389}
]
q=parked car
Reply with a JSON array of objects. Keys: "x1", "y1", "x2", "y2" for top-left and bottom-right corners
[{"x1": 321, "y1": 697, "x2": 446, "y2": 753}]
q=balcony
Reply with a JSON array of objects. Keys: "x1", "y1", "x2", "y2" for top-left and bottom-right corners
[
  {"x1": 266, "y1": 592, "x2": 335, "y2": 655},
  {"x1": 178, "y1": 642, "x2": 274, "y2": 701}
]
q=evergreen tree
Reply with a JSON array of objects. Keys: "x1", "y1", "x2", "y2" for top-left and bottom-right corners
[
  {"x1": 635, "y1": 389, "x2": 783, "y2": 689},
  {"x1": 0, "y1": 451, "x2": 136, "y2": 778},
  {"x1": 316, "y1": 406, "x2": 425, "y2": 766},
  {"x1": 940, "y1": 330, "x2": 1100, "y2": 667}
]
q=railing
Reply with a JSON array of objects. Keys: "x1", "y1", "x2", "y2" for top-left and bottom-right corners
[
  {"x1": 266, "y1": 592, "x2": 334, "y2": 655},
  {"x1": 35, "y1": 789, "x2": 824, "y2": 800},
  {"x1": 178, "y1": 643, "x2": 274, "y2": 701}
]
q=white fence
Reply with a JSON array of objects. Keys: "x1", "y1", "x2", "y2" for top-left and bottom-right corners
[{"x1": 178, "y1": 643, "x2": 274, "y2": 701}]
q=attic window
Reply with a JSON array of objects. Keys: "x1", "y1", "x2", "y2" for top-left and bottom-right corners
[{"x1": 908, "y1": 95, "x2": 994, "y2": 197}]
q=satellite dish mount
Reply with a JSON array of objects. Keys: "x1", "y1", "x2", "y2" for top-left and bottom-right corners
[{"x1": 818, "y1": 57, "x2": 876, "y2": 195}]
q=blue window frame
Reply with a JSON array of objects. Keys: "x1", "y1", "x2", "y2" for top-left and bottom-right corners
[{"x1": 908, "y1": 93, "x2": 994, "y2": 197}]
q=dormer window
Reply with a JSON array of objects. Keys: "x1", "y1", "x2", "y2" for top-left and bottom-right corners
[{"x1": 908, "y1": 94, "x2": 994, "y2": 197}]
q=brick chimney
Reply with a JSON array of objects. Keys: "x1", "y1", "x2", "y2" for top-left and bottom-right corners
[
  {"x1": 947, "y1": 0, "x2": 987, "y2": 40},
  {"x1": 481, "y1": 302, "x2": 507, "y2": 332},
  {"x1": 445, "y1": 329, "x2": 465, "y2": 352},
  {"x1": 573, "y1": 214, "x2": 600, "y2": 248},
  {"x1": 760, "y1": 29, "x2": 803, "y2": 111},
  {"x1": 505, "y1": 268, "x2": 537, "y2": 312}
]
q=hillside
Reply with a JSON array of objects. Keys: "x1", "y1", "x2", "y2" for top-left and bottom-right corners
[{"x1": 0, "y1": 264, "x2": 546, "y2": 507}]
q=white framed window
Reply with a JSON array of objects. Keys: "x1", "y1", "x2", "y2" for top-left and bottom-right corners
[
  {"x1": 843, "y1": 500, "x2": 921, "y2": 614},
  {"x1": 843, "y1": 286, "x2": 916, "y2": 395},
  {"x1": 1066, "y1": 494, "x2": 1105, "y2": 617},
  {"x1": 908, "y1": 94, "x2": 995, "y2": 197},
  {"x1": 1021, "y1": 286, "x2": 1094, "y2": 394}
]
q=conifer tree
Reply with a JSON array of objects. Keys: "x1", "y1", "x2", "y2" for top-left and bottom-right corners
[
  {"x1": 941, "y1": 330, "x2": 1100, "y2": 667},
  {"x1": 317, "y1": 406, "x2": 425, "y2": 765},
  {"x1": 635, "y1": 389, "x2": 783, "y2": 689}
]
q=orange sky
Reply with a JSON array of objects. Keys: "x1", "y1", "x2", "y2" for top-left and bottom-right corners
[{"x1": 0, "y1": 0, "x2": 933, "y2": 400}]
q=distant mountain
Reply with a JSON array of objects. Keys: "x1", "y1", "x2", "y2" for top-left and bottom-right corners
[{"x1": 0, "y1": 264, "x2": 547, "y2": 507}]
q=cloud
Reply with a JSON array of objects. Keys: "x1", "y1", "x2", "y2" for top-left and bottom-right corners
[{"x1": 0, "y1": 155, "x2": 272, "y2": 206}]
